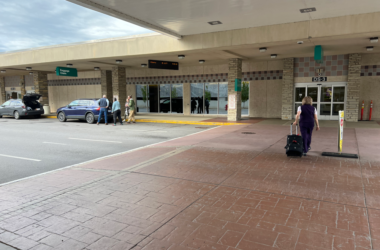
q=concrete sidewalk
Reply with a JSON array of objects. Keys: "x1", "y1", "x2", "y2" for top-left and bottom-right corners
[{"x1": 1, "y1": 123, "x2": 380, "y2": 250}]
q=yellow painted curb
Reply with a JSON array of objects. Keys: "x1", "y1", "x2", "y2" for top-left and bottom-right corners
[{"x1": 43, "y1": 115, "x2": 245, "y2": 126}]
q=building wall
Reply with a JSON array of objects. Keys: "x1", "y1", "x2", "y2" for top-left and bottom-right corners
[{"x1": 359, "y1": 53, "x2": 380, "y2": 120}]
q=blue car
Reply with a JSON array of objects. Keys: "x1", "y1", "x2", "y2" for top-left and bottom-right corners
[{"x1": 57, "y1": 98, "x2": 113, "y2": 124}]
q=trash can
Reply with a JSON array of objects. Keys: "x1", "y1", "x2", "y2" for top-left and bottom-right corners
[{"x1": 43, "y1": 104, "x2": 50, "y2": 115}]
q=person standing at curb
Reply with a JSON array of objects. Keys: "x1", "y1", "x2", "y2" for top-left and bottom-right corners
[
  {"x1": 125, "y1": 97, "x2": 130, "y2": 120},
  {"x1": 112, "y1": 97, "x2": 123, "y2": 126},
  {"x1": 293, "y1": 96, "x2": 320, "y2": 156},
  {"x1": 127, "y1": 95, "x2": 136, "y2": 124},
  {"x1": 97, "y1": 95, "x2": 109, "y2": 125}
]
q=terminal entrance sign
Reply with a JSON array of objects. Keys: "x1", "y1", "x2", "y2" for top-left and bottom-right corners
[
  {"x1": 148, "y1": 60, "x2": 179, "y2": 70},
  {"x1": 56, "y1": 67, "x2": 78, "y2": 77}
]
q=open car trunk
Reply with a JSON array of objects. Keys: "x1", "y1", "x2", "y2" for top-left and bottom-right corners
[{"x1": 23, "y1": 93, "x2": 42, "y2": 110}]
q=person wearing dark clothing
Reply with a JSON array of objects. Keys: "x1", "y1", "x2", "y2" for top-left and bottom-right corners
[
  {"x1": 293, "y1": 96, "x2": 320, "y2": 156},
  {"x1": 205, "y1": 99, "x2": 210, "y2": 114},
  {"x1": 97, "y1": 95, "x2": 109, "y2": 125},
  {"x1": 112, "y1": 98, "x2": 123, "y2": 126},
  {"x1": 191, "y1": 99, "x2": 196, "y2": 114},
  {"x1": 197, "y1": 97, "x2": 201, "y2": 114}
]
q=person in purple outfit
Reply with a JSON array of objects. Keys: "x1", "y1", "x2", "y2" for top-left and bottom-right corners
[{"x1": 293, "y1": 96, "x2": 320, "y2": 156}]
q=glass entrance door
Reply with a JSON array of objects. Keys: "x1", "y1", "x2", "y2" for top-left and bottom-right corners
[{"x1": 294, "y1": 83, "x2": 346, "y2": 120}]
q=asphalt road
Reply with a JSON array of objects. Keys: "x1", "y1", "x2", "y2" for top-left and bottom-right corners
[{"x1": 0, "y1": 116, "x2": 215, "y2": 184}]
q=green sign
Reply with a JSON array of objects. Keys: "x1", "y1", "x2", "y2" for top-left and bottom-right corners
[
  {"x1": 235, "y1": 78, "x2": 241, "y2": 91},
  {"x1": 56, "y1": 67, "x2": 78, "y2": 77},
  {"x1": 314, "y1": 45, "x2": 324, "y2": 64}
]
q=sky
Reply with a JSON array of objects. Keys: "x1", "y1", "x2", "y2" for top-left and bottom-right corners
[{"x1": 0, "y1": 0, "x2": 153, "y2": 52}]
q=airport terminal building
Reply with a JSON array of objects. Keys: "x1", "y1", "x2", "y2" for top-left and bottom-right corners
[{"x1": 1, "y1": 0, "x2": 380, "y2": 122}]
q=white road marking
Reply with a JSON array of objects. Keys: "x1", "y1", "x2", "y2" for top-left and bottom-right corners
[
  {"x1": 69, "y1": 138, "x2": 122, "y2": 143},
  {"x1": 0, "y1": 154, "x2": 41, "y2": 162},
  {"x1": 0, "y1": 126, "x2": 220, "y2": 187},
  {"x1": 43, "y1": 142, "x2": 67, "y2": 145}
]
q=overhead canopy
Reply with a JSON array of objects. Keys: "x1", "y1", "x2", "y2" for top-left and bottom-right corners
[{"x1": 67, "y1": 0, "x2": 380, "y2": 38}]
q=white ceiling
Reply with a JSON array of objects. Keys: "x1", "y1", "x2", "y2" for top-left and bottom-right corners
[{"x1": 68, "y1": 0, "x2": 380, "y2": 37}]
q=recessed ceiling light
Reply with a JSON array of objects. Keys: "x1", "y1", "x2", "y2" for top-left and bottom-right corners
[
  {"x1": 259, "y1": 47, "x2": 267, "y2": 52},
  {"x1": 94, "y1": 67, "x2": 100, "y2": 71},
  {"x1": 0, "y1": 70, "x2": 6, "y2": 73},
  {"x1": 367, "y1": 46, "x2": 374, "y2": 51},
  {"x1": 271, "y1": 54, "x2": 277, "y2": 58},
  {"x1": 141, "y1": 64, "x2": 147, "y2": 67},
  {"x1": 29, "y1": 72, "x2": 33, "y2": 75},
  {"x1": 297, "y1": 41, "x2": 304, "y2": 44},
  {"x1": 199, "y1": 60, "x2": 205, "y2": 64},
  {"x1": 66, "y1": 64, "x2": 73, "y2": 67},
  {"x1": 26, "y1": 67, "x2": 32, "y2": 70},
  {"x1": 300, "y1": 7, "x2": 316, "y2": 13},
  {"x1": 370, "y1": 37, "x2": 379, "y2": 43},
  {"x1": 178, "y1": 55, "x2": 185, "y2": 59},
  {"x1": 116, "y1": 60, "x2": 122, "y2": 64},
  {"x1": 208, "y1": 21, "x2": 222, "y2": 25}
]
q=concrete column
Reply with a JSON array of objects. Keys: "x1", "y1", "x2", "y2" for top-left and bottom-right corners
[
  {"x1": 33, "y1": 72, "x2": 48, "y2": 105},
  {"x1": 100, "y1": 70, "x2": 112, "y2": 98},
  {"x1": 0, "y1": 77, "x2": 5, "y2": 103},
  {"x1": 112, "y1": 66, "x2": 126, "y2": 115},
  {"x1": 346, "y1": 53, "x2": 361, "y2": 122},
  {"x1": 20, "y1": 75, "x2": 26, "y2": 99},
  {"x1": 281, "y1": 58, "x2": 295, "y2": 120},
  {"x1": 126, "y1": 84, "x2": 136, "y2": 103},
  {"x1": 227, "y1": 58, "x2": 242, "y2": 121},
  {"x1": 183, "y1": 82, "x2": 191, "y2": 115}
]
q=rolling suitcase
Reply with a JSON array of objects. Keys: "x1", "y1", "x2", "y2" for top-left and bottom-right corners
[{"x1": 285, "y1": 124, "x2": 304, "y2": 157}]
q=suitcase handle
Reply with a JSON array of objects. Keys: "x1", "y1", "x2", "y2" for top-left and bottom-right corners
[{"x1": 290, "y1": 123, "x2": 298, "y2": 135}]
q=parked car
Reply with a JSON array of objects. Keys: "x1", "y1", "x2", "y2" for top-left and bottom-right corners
[
  {"x1": 0, "y1": 94, "x2": 44, "y2": 119},
  {"x1": 56, "y1": 98, "x2": 113, "y2": 124}
]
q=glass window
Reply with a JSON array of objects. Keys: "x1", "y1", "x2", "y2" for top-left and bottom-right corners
[
  {"x1": 295, "y1": 88, "x2": 306, "y2": 102},
  {"x1": 78, "y1": 100, "x2": 90, "y2": 106},
  {"x1": 2, "y1": 101, "x2": 11, "y2": 106},
  {"x1": 333, "y1": 87, "x2": 345, "y2": 102},
  {"x1": 307, "y1": 87, "x2": 318, "y2": 102},
  {"x1": 171, "y1": 84, "x2": 183, "y2": 113},
  {"x1": 320, "y1": 87, "x2": 332, "y2": 102},
  {"x1": 137, "y1": 85, "x2": 149, "y2": 112},
  {"x1": 205, "y1": 82, "x2": 218, "y2": 114},
  {"x1": 69, "y1": 100, "x2": 79, "y2": 106},
  {"x1": 191, "y1": 83, "x2": 204, "y2": 114},
  {"x1": 294, "y1": 103, "x2": 301, "y2": 115},
  {"x1": 241, "y1": 81, "x2": 249, "y2": 115},
  {"x1": 159, "y1": 84, "x2": 170, "y2": 113},
  {"x1": 333, "y1": 104, "x2": 344, "y2": 116},
  {"x1": 320, "y1": 104, "x2": 331, "y2": 116},
  {"x1": 218, "y1": 82, "x2": 228, "y2": 114}
]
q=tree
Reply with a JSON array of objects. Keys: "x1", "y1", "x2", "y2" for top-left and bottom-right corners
[
  {"x1": 141, "y1": 86, "x2": 148, "y2": 103},
  {"x1": 205, "y1": 85, "x2": 211, "y2": 101},
  {"x1": 241, "y1": 81, "x2": 249, "y2": 108},
  {"x1": 171, "y1": 87, "x2": 177, "y2": 99}
]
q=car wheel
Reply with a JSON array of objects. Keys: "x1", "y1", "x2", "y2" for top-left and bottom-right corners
[
  {"x1": 58, "y1": 112, "x2": 67, "y2": 122},
  {"x1": 14, "y1": 111, "x2": 20, "y2": 120},
  {"x1": 0, "y1": 115, "x2": 2, "y2": 118},
  {"x1": 86, "y1": 113, "x2": 95, "y2": 124},
  {"x1": 34, "y1": 114, "x2": 41, "y2": 118}
]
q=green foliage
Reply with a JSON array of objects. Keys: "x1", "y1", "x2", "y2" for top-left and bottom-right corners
[
  {"x1": 171, "y1": 87, "x2": 177, "y2": 98},
  {"x1": 241, "y1": 82, "x2": 249, "y2": 103},
  {"x1": 141, "y1": 86, "x2": 148, "y2": 103},
  {"x1": 205, "y1": 85, "x2": 211, "y2": 101}
]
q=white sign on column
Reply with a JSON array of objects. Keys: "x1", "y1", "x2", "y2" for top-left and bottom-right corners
[{"x1": 228, "y1": 94, "x2": 236, "y2": 110}]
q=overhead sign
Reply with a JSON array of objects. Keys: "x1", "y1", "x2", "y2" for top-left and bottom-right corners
[
  {"x1": 56, "y1": 67, "x2": 78, "y2": 77},
  {"x1": 314, "y1": 45, "x2": 324, "y2": 64},
  {"x1": 338, "y1": 111, "x2": 344, "y2": 153},
  {"x1": 312, "y1": 77, "x2": 327, "y2": 82},
  {"x1": 148, "y1": 60, "x2": 179, "y2": 70}
]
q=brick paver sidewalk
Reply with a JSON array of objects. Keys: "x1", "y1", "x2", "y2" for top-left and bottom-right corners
[{"x1": 0, "y1": 123, "x2": 380, "y2": 250}]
